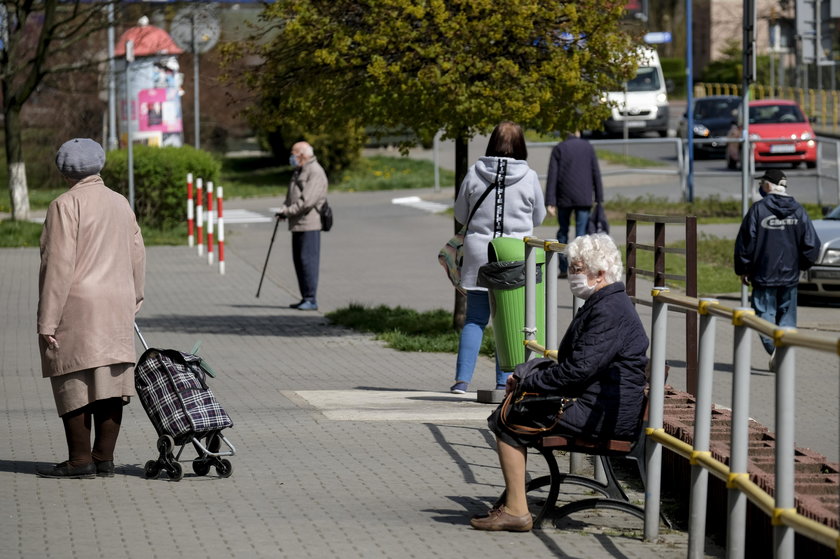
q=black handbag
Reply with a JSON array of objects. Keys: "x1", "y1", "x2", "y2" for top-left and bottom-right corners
[
  {"x1": 586, "y1": 202, "x2": 609, "y2": 234},
  {"x1": 499, "y1": 386, "x2": 574, "y2": 436},
  {"x1": 318, "y1": 199, "x2": 333, "y2": 232}
]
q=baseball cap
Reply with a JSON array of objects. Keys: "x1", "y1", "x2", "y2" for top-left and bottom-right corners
[{"x1": 757, "y1": 169, "x2": 787, "y2": 187}]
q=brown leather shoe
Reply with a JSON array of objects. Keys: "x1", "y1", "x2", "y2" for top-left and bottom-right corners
[{"x1": 470, "y1": 506, "x2": 533, "y2": 532}]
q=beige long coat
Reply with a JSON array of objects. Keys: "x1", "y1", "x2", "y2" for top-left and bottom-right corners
[
  {"x1": 37, "y1": 175, "x2": 146, "y2": 378},
  {"x1": 282, "y1": 157, "x2": 328, "y2": 232}
]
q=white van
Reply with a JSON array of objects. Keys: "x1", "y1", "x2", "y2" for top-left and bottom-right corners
[{"x1": 602, "y1": 47, "x2": 669, "y2": 137}]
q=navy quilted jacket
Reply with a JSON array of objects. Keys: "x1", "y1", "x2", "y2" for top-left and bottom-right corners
[
  {"x1": 517, "y1": 282, "x2": 649, "y2": 440},
  {"x1": 544, "y1": 134, "x2": 604, "y2": 208}
]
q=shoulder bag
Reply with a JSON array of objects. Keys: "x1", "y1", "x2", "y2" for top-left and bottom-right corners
[
  {"x1": 586, "y1": 201, "x2": 609, "y2": 234},
  {"x1": 318, "y1": 199, "x2": 333, "y2": 232},
  {"x1": 438, "y1": 160, "x2": 506, "y2": 292},
  {"x1": 498, "y1": 359, "x2": 575, "y2": 436}
]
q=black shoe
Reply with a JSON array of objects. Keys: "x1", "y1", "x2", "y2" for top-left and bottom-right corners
[
  {"x1": 558, "y1": 271, "x2": 568, "y2": 279},
  {"x1": 95, "y1": 460, "x2": 115, "y2": 477},
  {"x1": 36, "y1": 461, "x2": 96, "y2": 479}
]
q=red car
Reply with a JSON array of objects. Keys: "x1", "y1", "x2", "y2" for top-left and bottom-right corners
[{"x1": 726, "y1": 99, "x2": 817, "y2": 169}]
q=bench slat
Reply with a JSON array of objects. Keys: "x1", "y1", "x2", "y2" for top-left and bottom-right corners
[{"x1": 540, "y1": 435, "x2": 633, "y2": 453}]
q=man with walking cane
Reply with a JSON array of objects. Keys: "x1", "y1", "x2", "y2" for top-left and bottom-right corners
[{"x1": 258, "y1": 141, "x2": 328, "y2": 310}]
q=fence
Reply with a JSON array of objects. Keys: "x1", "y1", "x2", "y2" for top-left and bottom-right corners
[
  {"x1": 696, "y1": 82, "x2": 840, "y2": 136},
  {"x1": 519, "y1": 235, "x2": 840, "y2": 558}
]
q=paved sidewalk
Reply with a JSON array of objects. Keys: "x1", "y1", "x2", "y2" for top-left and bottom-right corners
[{"x1": 2, "y1": 186, "x2": 836, "y2": 558}]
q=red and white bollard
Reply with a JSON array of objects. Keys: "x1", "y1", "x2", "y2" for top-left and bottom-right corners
[
  {"x1": 196, "y1": 178, "x2": 204, "y2": 257},
  {"x1": 217, "y1": 185, "x2": 225, "y2": 275},
  {"x1": 186, "y1": 173, "x2": 194, "y2": 247},
  {"x1": 206, "y1": 181, "x2": 215, "y2": 265}
]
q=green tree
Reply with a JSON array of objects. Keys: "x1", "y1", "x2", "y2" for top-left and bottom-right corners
[
  {"x1": 223, "y1": 0, "x2": 639, "y2": 326},
  {"x1": 1, "y1": 0, "x2": 111, "y2": 221}
]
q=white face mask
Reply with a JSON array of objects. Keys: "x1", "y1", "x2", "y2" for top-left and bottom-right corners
[{"x1": 569, "y1": 273, "x2": 597, "y2": 300}]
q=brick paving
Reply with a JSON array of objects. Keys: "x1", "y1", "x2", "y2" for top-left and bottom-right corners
[{"x1": 3, "y1": 186, "x2": 837, "y2": 558}]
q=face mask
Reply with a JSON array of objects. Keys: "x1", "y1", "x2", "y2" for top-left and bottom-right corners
[
  {"x1": 289, "y1": 154, "x2": 299, "y2": 168},
  {"x1": 569, "y1": 273, "x2": 597, "y2": 300}
]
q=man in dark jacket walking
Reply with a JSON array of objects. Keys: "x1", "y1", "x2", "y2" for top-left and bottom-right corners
[
  {"x1": 734, "y1": 169, "x2": 821, "y2": 368},
  {"x1": 545, "y1": 132, "x2": 604, "y2": 276}
]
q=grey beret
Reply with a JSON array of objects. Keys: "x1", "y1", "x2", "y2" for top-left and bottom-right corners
[{"x1": 55, "y1": 138, "x2": 106, "y2": 179}]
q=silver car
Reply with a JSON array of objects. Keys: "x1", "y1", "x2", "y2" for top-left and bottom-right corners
[{"x1": 799, "y1": 205, "x2": 840, "y2": 297}]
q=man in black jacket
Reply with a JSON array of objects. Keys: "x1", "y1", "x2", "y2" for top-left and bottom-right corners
[
  {"x1": 734, "y1": 169, "x2": 821, "y2": 368},
  {"x1": 545, "y1": 132, "x2": 604, "y2": 277}
]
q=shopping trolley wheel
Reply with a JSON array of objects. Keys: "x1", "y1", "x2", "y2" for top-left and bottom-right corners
[
  {"x1": 192, "y1": 459, "x2": 211, "y2": 477},
  {"x1": 156, "y1": 434, "x2": 175, "y2": 454},
  {"x1": 216, "y1": 459, "x2": 233, "y2": 478},
  {"x1": 166, "y1": 462, "x2": 183, "y2": 481},
  {"x1": 144, "y1": 460, "x2": 161, "y2": 479}
]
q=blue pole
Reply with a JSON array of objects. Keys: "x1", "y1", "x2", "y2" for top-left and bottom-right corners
[{"x1": 686, "y1": 0, "x2": 694, "y2": 203}]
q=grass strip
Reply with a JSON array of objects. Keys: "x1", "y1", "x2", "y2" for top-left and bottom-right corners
[
  {"x1": 0, "y1": 220, "x2": 189, "y2": 247},
  {"x1": 326, "y1": 303, "x2": 496, "y2": 356}
]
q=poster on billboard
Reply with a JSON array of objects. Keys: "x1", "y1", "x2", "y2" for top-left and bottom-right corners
[{"x1": 138, "y1": 88, "x2": 182, "y2": 133}]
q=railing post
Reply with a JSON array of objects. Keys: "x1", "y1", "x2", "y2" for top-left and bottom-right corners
[
  {"x1": 834, "y1": 139, "x2": 840, "y2": 202},
  {"x1": 816, "y1": 140, "x2": 823, "y2": 208},
  {"x1": 645, "y1": 287, "x2": 669, "y2": 540},
  {"x1": 727, "y1": 308, "x2": 754, "y2": 559},
  {"x1": 523, "y1": 240, "x2": 536, "y2": 363},
  {"x1": 688, "y1": 299, "x2": 717, "y2": 558},
  {"x1": 544, "y1": 241, "x2": 558, "y2": 352},
  {"x1": 774, "y1": 334, "x2": 796, "y2": 559}
]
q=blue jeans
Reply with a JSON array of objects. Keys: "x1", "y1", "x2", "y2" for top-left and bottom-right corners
[
  {"x1": 751, "y1": 285, "x2": 797, "y2": 355},
  {"x1": 455, "y1": 290, "x2": 507, "y2": 387},
  {"x1": 556, "y1": 206, "x2": 591, "y2": 273},
  {"x1": 292, "y1": 231, "x2": 320, "y2": 303}
]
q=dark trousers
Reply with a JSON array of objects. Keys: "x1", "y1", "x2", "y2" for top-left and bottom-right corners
[
  {"x1": 292, "y1": 230, "x2": 320, "y2": 303},
  {"x1": 556, "y1": 206, "x2": 591, "y2": 274}
]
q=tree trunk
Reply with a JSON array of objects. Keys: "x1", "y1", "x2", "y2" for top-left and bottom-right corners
[
  {"x1": 5, "y1": 106, "x2": 31, "y2": 221},
  {"x1": 452, "y1": 134, "x2": 470, "y2": 331}
]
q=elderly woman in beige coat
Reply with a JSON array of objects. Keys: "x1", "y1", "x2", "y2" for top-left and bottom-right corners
[{"x1": 36, "y1": 138, "x2": 145, "y2": 479}]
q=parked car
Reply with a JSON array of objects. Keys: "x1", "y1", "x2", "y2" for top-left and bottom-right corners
[
  {"x1": 799, "y1": 204, "x2": 840, "y2": 298},
  {"x1": 677, "y1": 95, "x2": 740, "y2": 158},
  {"x1": 726, "y1": 99, "x2": 817, "y2": 170},
  {"x1": 601, "y1": 47, "x2": 670, "y2": 138}
]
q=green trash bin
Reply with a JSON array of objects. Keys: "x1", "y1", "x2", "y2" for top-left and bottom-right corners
[{"x1": 477, "y1": 237, "x2": 545, "y2": 373}]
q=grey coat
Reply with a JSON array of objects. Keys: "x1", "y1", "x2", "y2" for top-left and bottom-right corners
[{"x1": 454, "y1": 157, "x2": 546, "y2": 290}]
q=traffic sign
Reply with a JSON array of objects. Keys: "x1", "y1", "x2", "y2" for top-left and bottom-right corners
[{"x1": 644, "y1": 31, "x2": 672, "y2": 44}]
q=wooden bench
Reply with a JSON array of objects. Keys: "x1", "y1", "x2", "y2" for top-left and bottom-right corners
[{"x1": 494, "y1": 371, "x2": 672, "y2": 530}]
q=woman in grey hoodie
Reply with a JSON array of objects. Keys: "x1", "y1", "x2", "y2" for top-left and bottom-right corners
[{"x1": 450, "y1": 122, "x2": 546, "y2": 394}]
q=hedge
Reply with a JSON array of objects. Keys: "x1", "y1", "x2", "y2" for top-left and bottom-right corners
[{"x1": 101, "y1": 145, "x2": 221, "y2": 229}]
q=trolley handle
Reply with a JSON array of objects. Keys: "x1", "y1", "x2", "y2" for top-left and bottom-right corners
[{"x1": 134, "y1": 322, "x2": 149, "y2": 351}]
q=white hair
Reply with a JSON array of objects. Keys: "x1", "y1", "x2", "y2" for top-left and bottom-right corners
[
  {"x1": 765, "y1": 180, "x2": 787, "y2": 195},
  {"x1": 565, "y1": 233, "x2": 623, "y2": 284},
  {"x1": 297, "y1": 142, "x2": 314, "y2": 158}
]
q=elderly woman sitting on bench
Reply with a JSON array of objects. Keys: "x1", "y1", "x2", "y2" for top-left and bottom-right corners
[{"x1": 471, "y1": 233, "x2": 650, "y2": 532}]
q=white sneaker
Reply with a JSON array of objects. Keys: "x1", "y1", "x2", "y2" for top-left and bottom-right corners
[{"x1": 768, "y1": 350, "x2": 777, "y2": 372}]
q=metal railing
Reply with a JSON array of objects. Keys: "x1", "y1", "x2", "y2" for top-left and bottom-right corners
[{"x1": 520, "y1": 235, "x2": 840, "y2": 559}]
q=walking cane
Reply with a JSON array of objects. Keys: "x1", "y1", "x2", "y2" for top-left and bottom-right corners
[{"x1": 256, "y1": 214, "x2": 282, "y2": 298}]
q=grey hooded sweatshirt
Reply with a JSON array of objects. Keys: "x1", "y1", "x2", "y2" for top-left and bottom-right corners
[{"x1": 454, "y1": 156, "x2": 546, "y2": 291}]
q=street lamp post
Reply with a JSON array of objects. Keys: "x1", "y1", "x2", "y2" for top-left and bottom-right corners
[{"x1": 125, "y1": 40, "x2": 135, "y2": 212}]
